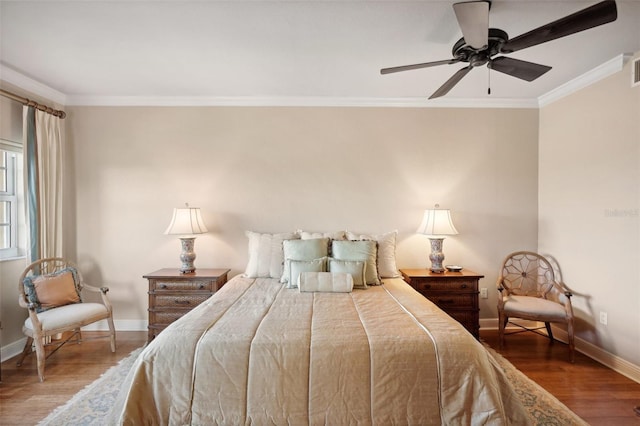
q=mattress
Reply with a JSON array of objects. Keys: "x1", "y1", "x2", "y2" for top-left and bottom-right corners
[{"x1": 111, "y1": 275, "x2": 529, "y2": 425}]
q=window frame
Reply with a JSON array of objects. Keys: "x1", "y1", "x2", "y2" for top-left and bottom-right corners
[{"x1": 0, "y1": 139, "x2": 23, "y2": 260}]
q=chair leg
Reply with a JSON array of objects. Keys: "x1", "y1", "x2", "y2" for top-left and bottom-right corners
[
  {"x1": 544, "y1": 322, "x2": 554, "y2": 342},
  {"x1": 75, "y1": 328, "x2": 83, "y2": 344},
  {"x1": 567, "y1": 321, "x2": 575, "y2": 363},
  {"x1": 498, "y1": 312, "x2": 507, "y2": 348},
  {"x1": 34, "y1": 336, "x2": 46, "y2": 382},
  {"x1": 16, "y1": 336, "x2": 34, "y2": 367},
  {"x1": 107, "y1": 316, "x2": 116, "y2": 352}
]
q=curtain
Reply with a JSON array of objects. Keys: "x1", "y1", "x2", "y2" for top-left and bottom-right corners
[{"x1": 23, "y1": 106, "x2": 63, "y2": 262}]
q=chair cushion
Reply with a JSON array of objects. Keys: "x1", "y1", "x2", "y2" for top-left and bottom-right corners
[
  {"x1": 23, "y1": 268, "x2": 82, "y2": 313},
  {"x1": 502, "y1": 295, "x2": 567, "y2": 322},
  {"x1": 24, "y1": 303, "x2": 109, "y2": 332}
]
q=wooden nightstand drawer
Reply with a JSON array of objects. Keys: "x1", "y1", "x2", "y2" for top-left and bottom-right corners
[
  {"x1": 428, "y1": 293, "x2": 475, "y2": 309},
  {"x1": 151, "y1": 279, "x2": 214, "y2": 292},
  {"x1": 144, "y1": 268, "x2": 230, "y2": 343},
  {"x1": 151, "y1": 292, "x2": 212, "y2": 308},
  {"x1": 411, "y1": 279, "x2": 477, "y2": 293},
  {"x1": 149, "y1": 310, "x2": 186, "y2": 326}
]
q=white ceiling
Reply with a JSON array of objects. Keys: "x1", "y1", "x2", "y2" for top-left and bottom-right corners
[{"x1": 1, "y1": 0, "x2": 639, "y2": 107}]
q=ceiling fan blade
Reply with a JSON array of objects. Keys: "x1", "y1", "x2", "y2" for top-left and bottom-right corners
[
  {"x1": 429, "y1": 66, "x2": 473, "y2": 99},
  {"x1": 453, "y1": 1, "x2": 489, "y2": 50},
  {"x1": 501, "y1": 0, "x2": 617, "y2": 53},
  {"x1": 490, "y1": 57, "x2": 551, "y2": 81},
  {"x1": 380, "y1": 59, "x2": 460, "y2": 75}
]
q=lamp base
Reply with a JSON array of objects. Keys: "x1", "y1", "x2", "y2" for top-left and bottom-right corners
[
  {"x1": 178, "y1": 237, "x2": 197, "y2": 274},
  {"x1": 428, "y1": 237, "x2": 446, "y2": 273}
]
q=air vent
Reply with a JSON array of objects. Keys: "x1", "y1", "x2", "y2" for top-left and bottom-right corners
[{"x1": 633, "y1": 58, "x2": 640, "y2": 87}]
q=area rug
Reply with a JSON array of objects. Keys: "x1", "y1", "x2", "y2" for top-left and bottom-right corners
[
  {"x1": 38, "y1": 345, "x2": 587, "y2": 425},
  {"x1": 37, "y1": 347, "x2": 143, "y2": 426}
]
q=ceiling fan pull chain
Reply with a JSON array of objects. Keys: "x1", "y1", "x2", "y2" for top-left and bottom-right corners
[{"x1": 488, "y1": 66, "x2": 491, "y2": 95}]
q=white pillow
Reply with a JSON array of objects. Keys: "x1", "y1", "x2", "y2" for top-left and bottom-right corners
[
  {"x1": 328, "y1": 258, "x2": 366, "y2": 289},
  {"x1": 332, "y1": 240, "x2": 380, "y2": 285},
  {"x1": 346, "y1": 230, "x2": 399, "y2": 278},
  {"x1": 282, "y1": 238, "x2": 329, "y2": 283},
  {"x1": 244, "y1": 231, "x2": 299, "y2": 279},
  {"x1": 287, "y1": 258, "x2": 326, "y2": 289},
  {"x1": 299, "y1": 230, "x2": 347, "y2": 241}
]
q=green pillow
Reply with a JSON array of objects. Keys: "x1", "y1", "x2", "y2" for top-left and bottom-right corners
[{"x1": 331, "y1": 240, "x2": 380, "y2": 285}]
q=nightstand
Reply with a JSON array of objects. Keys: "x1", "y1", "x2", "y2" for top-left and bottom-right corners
[
  {"x1": 144, "y1": 268, "x2": 230, "y2": 342},
  {"x1": 400, "y1": 268, "x2": 483, "y2": 339}
]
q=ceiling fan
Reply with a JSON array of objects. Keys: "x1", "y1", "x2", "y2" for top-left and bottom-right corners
[{"x1": 380, "y1": 0, "x2": 618, "y2": 99}]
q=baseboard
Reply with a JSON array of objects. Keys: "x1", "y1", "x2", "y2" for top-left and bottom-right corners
[
  {"x1": 1, "y1": 319, "x2": 147, "y2": 363},
  {"x1": 1, "y1": 337, "x2": 28, "y2": 363},
  {"x1": 550, "y1": 325, "x2": 640, "y2": 384},
  {"x1": 479, "y1": 318, "x2": 640, "y2": 384}
]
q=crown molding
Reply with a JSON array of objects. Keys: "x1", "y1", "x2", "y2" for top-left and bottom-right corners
[
  {"x1": 10, "y1": 55, "x2": 628, "y2": 110},
  {"x1": 538, "y1": 54, "x2": 632, "y2": 107},
  {"x1": 65, "y1": 95, "x2": 538, "y2": 109},
  {"x1": 0, "y1": 63, "x2": 67, "y2": 106}
]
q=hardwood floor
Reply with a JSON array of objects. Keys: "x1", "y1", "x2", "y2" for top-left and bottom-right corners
[
  {"x1": 1, "y1": 330, "x2": 639, "y2": 425},
  {"x1": 0, "y1": 331, "x2": 145, "y2": 425},
  {"x1": 482, "y1": 329, "x2": 640, "y2": 425}
]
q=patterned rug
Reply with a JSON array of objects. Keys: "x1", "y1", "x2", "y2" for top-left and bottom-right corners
[{"x1": 38, "y1": 345, "x2": 587, "y2": 425}]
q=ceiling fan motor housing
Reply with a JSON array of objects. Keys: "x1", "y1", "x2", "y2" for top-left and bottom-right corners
[{"x1": 452, "y1": 28, "x2": 508, "y2": 67}]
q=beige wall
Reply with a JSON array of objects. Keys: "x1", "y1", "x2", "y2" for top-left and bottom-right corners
[
  {"x1": 64, "y1": 106, "x2": 539, "y2": 325},
  {"x1": 539, "y1": 55, "x2": 640, "y2": 365}
]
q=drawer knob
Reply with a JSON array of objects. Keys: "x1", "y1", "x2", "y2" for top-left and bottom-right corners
[
  {"x1": 439, "y1": 299, "x2": 455, "y2": 304},
  {"x1": 199, "y1": 284, "x2": 205, "y2": 289},
  {"x1": 423, "y1": 284, "x2": 431, "y2": 289},
  {"x1": 159, "y1": 284, "x2": 167, "y2": 289},
  {"x1": 175, "y1": 300, "x2": 190, "y2": 305},
  {"x1": 461, "y1": 284, "x2": 468, "y2": 289}
]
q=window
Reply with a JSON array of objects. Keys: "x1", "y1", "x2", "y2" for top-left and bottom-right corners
[{"x1": 0, "y1": 143, "x2": 23, "y2": 259}]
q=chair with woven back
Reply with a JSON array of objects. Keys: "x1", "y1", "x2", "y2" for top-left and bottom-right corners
[
  {"x1": 17, "y1": 257, "x2": 116, "y2": 381},
  {"x1": 497, "y1": 251, "x2": 575, "y2": 362}
]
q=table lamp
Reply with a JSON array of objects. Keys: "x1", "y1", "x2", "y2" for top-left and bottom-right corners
[
  {"x1": 164, "y1": 203, "x2": 208, "y2": 273},
  {"x1": 416, "y1": 204, "x2": 458, "y2": 273}
]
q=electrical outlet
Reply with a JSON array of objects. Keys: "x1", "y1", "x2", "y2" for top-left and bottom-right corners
[
  {"x1": 480, "y1": 288, "x2": 488, "y2": 299},
  {"x1": 599, "y1": 311, "x2": 608, "y2": 325}
]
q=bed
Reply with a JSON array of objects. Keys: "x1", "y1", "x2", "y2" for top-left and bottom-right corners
[
  {"x1": 111, "y1": 275, "x2": 529, "y2": 425},
  {"x1": 110, "y1": 231, "x2": 529, "y2": 424}
]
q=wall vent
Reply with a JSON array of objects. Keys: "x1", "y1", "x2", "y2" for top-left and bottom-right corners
[{"x1": 633, "y1": 58, "x2": 640, "y2": 87}]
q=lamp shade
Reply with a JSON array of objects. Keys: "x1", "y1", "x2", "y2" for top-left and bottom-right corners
[
  {"x1": 416, "y1": 207, "x2": 458, "y2": 236},
  {"x1": 164, "y1": 206, "x2": 208, "y2": 236}
]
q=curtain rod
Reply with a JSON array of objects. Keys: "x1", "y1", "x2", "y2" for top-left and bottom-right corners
[{"x1": 0, "y1": 88, "x2": 66, "y2": 119}]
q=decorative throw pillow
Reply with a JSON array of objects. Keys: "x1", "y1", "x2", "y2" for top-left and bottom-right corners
[
  {"x1": 287, "y1": 258, "x2": 326, "y2": 289},
  {"x1": 244, "y1": 231, "x2": 299, "y2": 279},
  {"x1": 281, "y1": 238, "x2": 329, "y2": 283},
  {"x1": 328, "y1": 258, "x2": 366, "y2": 289},
  {"x1": 298, "y1": 272, "x2": 354, "y2": 293},
  {"x1": 23, "y1": 267, "x2": 82, "y2": 313},
  {"x1": 346, "y1": 230, "x2": 399, "y2": 278},
  {"x1": 331, "y1": 240, "x2": 380, "y2": 285}
]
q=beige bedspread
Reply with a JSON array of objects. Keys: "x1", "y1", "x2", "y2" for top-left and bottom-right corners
[{"x1": 111, "y1": 276, "x2": 529, "y2": 425}]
